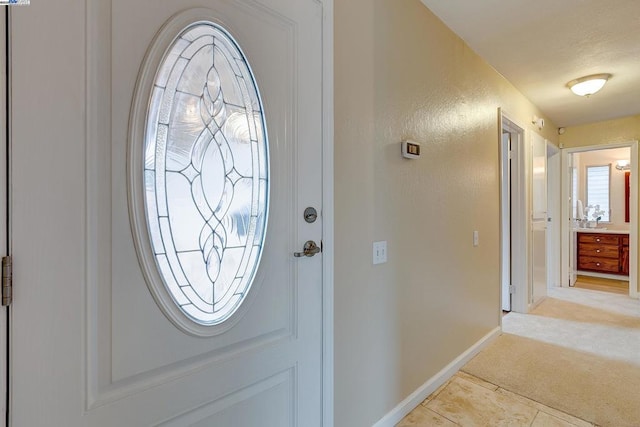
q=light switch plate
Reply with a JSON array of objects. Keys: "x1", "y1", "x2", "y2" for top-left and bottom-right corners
[{"x1": 373, "y1": 241, "x2": 387, "y2": 264}]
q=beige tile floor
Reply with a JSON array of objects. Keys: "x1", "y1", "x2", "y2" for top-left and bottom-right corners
[{"x1": 397, "y1": 372, "x2": 597, "y2": 427}]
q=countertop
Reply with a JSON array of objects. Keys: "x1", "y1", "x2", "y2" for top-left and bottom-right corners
[{"x1": 573, "y1": 228, "x2": 630, "y2": 235}]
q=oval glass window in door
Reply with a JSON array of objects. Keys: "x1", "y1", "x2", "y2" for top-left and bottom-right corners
[{"x1": 142, "y1": 21, "x2": 269, "y2": 326}]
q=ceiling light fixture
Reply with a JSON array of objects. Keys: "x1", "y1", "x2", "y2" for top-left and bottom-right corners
[{"x1": 567, "y1": 73, "x2": 611, "y2": 97}]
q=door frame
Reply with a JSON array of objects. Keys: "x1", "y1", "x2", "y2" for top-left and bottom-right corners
[
  {"x1": 320, "y1": 0, "x2": 335, "y2": 424},
  {"x1": 0, "y1": 7, "x2": 7, "y2": 427},
  {"x1": 499, "y1": 109, "x2": 529, "y2": 314},
  {"x1": 500, "y1": 127, "x2": 511, "y2": 311},
  {"x1": 560, "y1": 141, "x2": 638, "y2": 298}
]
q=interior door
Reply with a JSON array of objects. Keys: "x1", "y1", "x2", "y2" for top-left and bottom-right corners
[
  {"x1": 500, "y1": 131, "x2": 512, "y2": 311},
  {"x1": 546, "y1": 145, "x2": 561, "y2": 288},
  {"x1": 10, "y1": 1, "x2": 324, "y2": 425},
  {"x1": 531, "y1": 133, "x2": 547, "y2": 305}
]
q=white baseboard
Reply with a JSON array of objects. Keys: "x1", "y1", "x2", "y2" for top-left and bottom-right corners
[{"x1": 372, "y1": 326, "x2": 501, "y2": 427}]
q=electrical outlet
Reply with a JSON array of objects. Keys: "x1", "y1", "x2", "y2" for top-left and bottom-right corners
[
  {"x1": 473, "y1": 231, "x2": 479, "y2": 247},
  {"x1": 373, "y1": 241, "x2": 387, "y2": 265}
]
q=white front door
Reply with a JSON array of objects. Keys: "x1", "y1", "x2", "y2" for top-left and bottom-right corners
[{"x1": 10, "y1": 0, "x2": 325, "y2": 425}]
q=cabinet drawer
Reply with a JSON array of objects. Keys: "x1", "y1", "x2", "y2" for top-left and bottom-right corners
[
  {"x1": 577, "y1": 243, "x2": 619, "y2": 258},
  {"x1": 577, "y1": 233, "x2": 620, "y2": 245},
  {"x1": 578, "y1": 256, "x2": 619, "y2": 273}
]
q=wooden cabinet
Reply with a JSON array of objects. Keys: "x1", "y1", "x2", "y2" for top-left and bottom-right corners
[
  {"x1": 621, "y1": 236, "x2": 630, "y2": 275},
  {"x1": 577, "y1": 232, "x2": 629, "y2": 276}
]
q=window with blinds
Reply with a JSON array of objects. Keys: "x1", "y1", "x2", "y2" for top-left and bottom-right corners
[{"x1": 586, "y1": 165, "x2": 611, "y2": 222}]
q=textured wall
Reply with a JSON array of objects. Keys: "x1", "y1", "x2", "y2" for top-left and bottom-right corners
[
  {"x1": 334, "y1": 1, "x2": 557, "y2": 425},
  {"x1": 560, "y1": 115, "x2": 640, "y2": 149}
]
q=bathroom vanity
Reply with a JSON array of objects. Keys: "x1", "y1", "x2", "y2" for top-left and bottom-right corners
[{"x1": 577, "y1": 231, "x2": 629, "y2": 276}]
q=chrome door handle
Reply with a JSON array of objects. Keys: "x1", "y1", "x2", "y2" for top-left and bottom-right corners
[{"x1": 294, "y1": 240, "x2": 321, "y2": 257}]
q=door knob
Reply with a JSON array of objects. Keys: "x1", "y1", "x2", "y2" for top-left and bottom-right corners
[{"x1": 294, "y1": 240, "x2": 321, "y2": 257}]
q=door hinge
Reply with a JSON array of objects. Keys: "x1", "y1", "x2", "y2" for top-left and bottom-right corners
[
  {"x1": 2, "y1": 255, "x2": 12, "y2": 306},
  {"x1": 509, "y1": 285, "x2": 515, "y2": 294}
]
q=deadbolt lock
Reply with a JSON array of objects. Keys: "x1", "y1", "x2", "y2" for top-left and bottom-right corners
[{"x1": 304, "y1": 207, "x2": 318, "y2": 223}]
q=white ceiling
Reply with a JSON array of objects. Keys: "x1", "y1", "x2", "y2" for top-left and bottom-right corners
[{"x1": 420, "y1": 0, "x2": 640, "y2": 127}]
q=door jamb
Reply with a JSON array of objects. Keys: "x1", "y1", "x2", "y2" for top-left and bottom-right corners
[
  {"x1": 560, "y1": 141, "x2": 638, "y2": 298},
  {"x1": 499, "y1": 109, "x2": 529, "y2": 315},
  {"x1": 499, "y1": 125, "x2": 512, "y2": 311},
  {"x1": 0, "y1": 7, "x2": 7, "y2": 427},
  {"x1": 320, "y1": 0, "x2": 334, "y2": 425}
]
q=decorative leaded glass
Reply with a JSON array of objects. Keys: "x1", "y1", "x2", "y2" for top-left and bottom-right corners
[{"x1": 143, "y1": 22, "x2": 269, "y2": 325}]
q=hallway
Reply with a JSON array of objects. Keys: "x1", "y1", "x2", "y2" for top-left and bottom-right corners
[{"x1": 398, "y1": 288, "x2": 640, "y2": 426}]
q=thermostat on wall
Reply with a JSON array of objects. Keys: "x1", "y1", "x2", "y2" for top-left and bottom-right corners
[{"x1": 401, "y1": 140, "x2": 421, "y2": 159}]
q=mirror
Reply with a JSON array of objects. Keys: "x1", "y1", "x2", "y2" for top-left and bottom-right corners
[{"x1": 625, "y1": 171, "x2": 630, "y2": 223}]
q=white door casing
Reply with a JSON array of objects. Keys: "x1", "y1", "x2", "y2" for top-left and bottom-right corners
[
  {"x1": 562, "y1": 151, "x2": 578, "y2": 287},
  {"x1": 10, "y1": 0, "x2": 330, "y2": 425},
  {"x1": 0, "y1": 8, "x2": 7, "y2": 427},
  {"x1": 499, "y1": 110, "x2": 528, "y2": 314},
  {"x1": 560, "y1": 142, "x2": 638, "y2": 297}
]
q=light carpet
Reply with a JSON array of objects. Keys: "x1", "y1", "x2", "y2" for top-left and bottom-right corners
[
  {"x1": 462, "y1": 333, "x2": 640, "y2": 427},
  {"x1": 529, "y1": 296, "x2": 640, "y2": 328},
  {"x1": 502, "y1": 300, "x2": 640, "y2": 366},
  {"x1": 463, "y1": 292, "x2": 640, "y2": 427}
]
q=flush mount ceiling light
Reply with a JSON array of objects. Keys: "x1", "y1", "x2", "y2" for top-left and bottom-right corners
[{"x1": 567, "y1": 73, "x2": 612, "y2": 97}]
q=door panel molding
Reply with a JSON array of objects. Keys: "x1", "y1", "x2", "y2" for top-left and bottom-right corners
[
  {"x1": 156, "y1": 368, "x2": 294, "y2": 427},
  {"x1": 88, "y1": 329, "x2": 290, "y2": 410}
]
